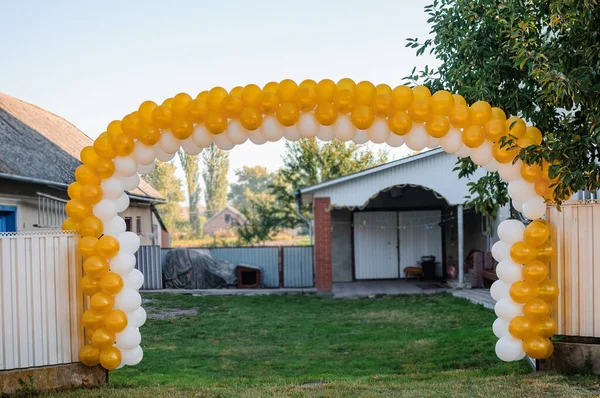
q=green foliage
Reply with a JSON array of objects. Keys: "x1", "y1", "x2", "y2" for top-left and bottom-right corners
[
  {"x1": 202, "y1": 144, "x2": 230, "y2": 218},
  {"x1": 228, "y1": 165, "x2": 274, "y2": 211},
  {"x1": 141, "y1": 160, "x2": 184, "y2": 232},
  {"x1": 408, "y1": 0, "x2": 600, "y2": 215},
  {"x1": 177, "y1": 150, "x2": 201, "y2": 237}
]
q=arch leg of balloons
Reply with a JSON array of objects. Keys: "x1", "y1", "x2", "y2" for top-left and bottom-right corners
[{"x1": 62, "y1": 79, "x2": 560, "y2": 369}]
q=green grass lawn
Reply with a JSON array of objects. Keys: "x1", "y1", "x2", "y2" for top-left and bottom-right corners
[{"x1": 48, "y1": 293, "x2": 598, "y2": 397}]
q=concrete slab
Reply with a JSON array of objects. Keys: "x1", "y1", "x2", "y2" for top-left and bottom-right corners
[
  {"x1": 332, "y1": 280, "x2": 448, "y2": 298},
  {"x1": 452, "y1": 289, "x2": 495, "y2": 309},
  {"x1": 141, "y1": 288, "x2": 317, "y2": 296}
]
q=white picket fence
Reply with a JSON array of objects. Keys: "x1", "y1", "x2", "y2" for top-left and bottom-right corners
[{"x1": 0, "y1": 230, "x2": 84, "y2": 370}]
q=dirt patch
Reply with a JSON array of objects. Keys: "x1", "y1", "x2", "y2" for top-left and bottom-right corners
[{"x1": 146, "y1": 307, "x2": 198, "y2": 320}]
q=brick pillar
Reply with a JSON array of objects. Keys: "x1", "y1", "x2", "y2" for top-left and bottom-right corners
[{"x1": 314, "y1": 197, "x2": 332, "y2": 291}]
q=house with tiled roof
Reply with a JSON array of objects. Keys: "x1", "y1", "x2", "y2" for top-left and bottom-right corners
[{"x1": 0, "y1": 92, "x2": 170, "y2": 247}]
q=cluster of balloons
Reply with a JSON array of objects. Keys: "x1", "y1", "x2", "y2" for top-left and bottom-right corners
[
  {"x1": 491, "y1": 219, "x2": 559, "y2": 361},
  {"x1": 60, "y1": 80, "x2": 559, "y2": 368},
  {"x1": 62, "y1": 146, "x2": 146, "y2": 370}
]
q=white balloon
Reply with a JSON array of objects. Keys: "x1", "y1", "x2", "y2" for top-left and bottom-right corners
[
  {"x1": 317, "y1": 125, "x2": 335, "y2": 142},
  {"x1": 498, "y1": 160, "x2": 523, "y2": 182},
  {"x1": 496, "y1": 260, "x2": 523, "y2": 284},
  {"x1": 497, "y1": 219, "x2": 525, "y2": 245},
  {"x1": 426, "y1": 135, "x2": 440, "y2": 149},
  {"x1": 492, "y1": 241, "x2": 511, "y2": 262},
  {"x1": 352, "y1": 129, "x2": 369, "y2": 144},
  {"x1": 470, "y1": 141, "x2": 493, "y2": 166},
  {"x1": 404, "y1": 124, "x2": 428, "y2": 151},
  {"x1": 159, "y1": 131, "x2": 180, "y2": 154},
  {"x1": 121, "y1": 345, "x2": 143, "y2": 366},
  {"x1": 367, "y1": 119, "x2": 389, "y2": 144},
  {"x1": 455, "y1": 144, "x2": 471, "y2": 158},
  {"x1": 113, "y1": 193, "x2": 130, "y2": 213},
  {"x1": 261, "y1": 116, "x2": 284, "y2": 142},
  {"x1": 137, "y1": 161, "x2": 155, "y2": 176},
  {"x1": 116, "y1": 326, "x2": 142, "y2": 350},
  {"x1": 127, "y1": 307, "x2": 147, "y2": 328},
  {"x1": 226, "y1": 120, "x2": 249, "y2": 145},
  {"x1": 386, "y1": 132, "x2": 405, "y2": 148},
  {"x1": 123, "y1": 268, "x2": 144, "y2": 290},
  {"x1": 508, "y1": 179, "x2": 536, "y2": 202},
  {"x1": 297, "y1": 113, "x2": 319, "y2": 138},
  {"x1": 103, "y1": 216, "x2": 126, "y2": 237},
  {"x1": 283, "y1": 126, "x2": 301, "y2": 142},
  {"x1": 490, "y1": 280, "x2": 511, "y2": 302},
  {"x1": 93, "y1": 200, "x2": 117, "y2": 221},
  {"x1": 440, "y1": 127, "x2": 463, "y2": 154},
  {"x1": 110, "y1": 253, "x2": 136, "y2": 274},
  {"x1": 522, "y1": 197, "x2": 546, "y2": 220},
  {"x1": 120, "y1": 173, "x2": 140, "y2": 191},
  {"x1": 495, "y1": 297, "x2": 523, "y2": 321},
  {"x1": 333, "y1": 115, "x2": 355, "y2": 141},
  {"x1": 493, "y1": 318, "x2": 510, "y2": 338},
  {"x1": 495, "y1": 335, "x2": 525, "y2": 362},
  {"x1": 114, "y1": 156, "x2": 138, "y2": 177},
  {"x1": 248, "y1": 128, "x2": 267, "y2": 145},
  {"x1": 483, "y1": 158, "x2": 500, "y2": 172},
  {"x1": 118, "y1": 231, "x2": 140, "y2": 254},
  {"x1": 154, "y1": 144, "x2": 176, "y2": 162},
  {"x1": 132, "y1": 142, "x2": 155, "y2": 165},
  {"x1": 192, "y1": 125, "x2": 214, "y2": 148},
  {"x1": 115, "y1": 289, "x2": 142, "y2": 313},
  {"x1": 181, "y1": 137, "x2": 202, "y2": 155},
  {"x1": 101, "y1": 178, "x2": 124, "y2": 200},
  {"x1": 512, "y1": 199, "x2": 524, "y2": 213},
  {"x1": 213, "y1": 133, "x2": 235, "y2": 150}
]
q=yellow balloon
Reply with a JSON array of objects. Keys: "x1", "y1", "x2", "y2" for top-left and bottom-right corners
[
  {"x1": 535, "y1": 241, "x2": 554, "y2": 262},
  {"x1": 510, "y1": 241, "x2": 536, "y2": 264},
  {"x1": 90, "y1": 292, "x2": 115, "y2": 314},
  {"x1": 79, "y1": 344, "x2": 101, "y2": 367},
  {"x1": 350, "y1": 105, "x2": 375, "y2": 130},
  {"x1": 257, "y1": 92, "x2": 280, "y2": 115},
  {"x1": 84, "y1": 256, "x2": 110, "y2": 279},
  {"x1": 371, "y1": 93, "x2": 394, "y2": 117},
  {"x1": 220, "y1": 95, "x2": 244, "y2": 118},
  {"x1": 452, "y1": 94, "x2": 467, "y2": 106},
  {"x1": 412, "y1": 85, "x2": 431, "y2": 100},
  {"x1": 92, "y1": 158, "x2": 115, "y2": 179},
  {"x1": 240, "y1": 107, "x2": 262, "y2": 131},
  {"x1": 99, "y1": 346, "x2": 122, "y2": 370},
  {"x1": 392, "y1": 85, "x2": 414, "y2": 111},
  {"x1": 75, "y1": 165, "x2": 101, "y2": 186},
  {"x1": 92, "y1": 327, "x2": 116, "y2": 349},
  {"x1": 100, "y1": 272, "x2": 124, "y2": 295},
  {"x1": 425, "y1": 114, "x2": 450, "y2": 138},
  {"x1": 354, "y1": 81, "x2": 376, "y2": 106},
  {"x1": 138, "y1": 124, "x2": 161, "y2": 146},
  {"x1": 80, "y1": 184, "x2": 103, "y2": 206},
  {"x1": 162, "y1": 97, "x2": 174, "y2": 107},
  {"x1": 170, "y1": 93, "x2": 192, "y2": 117},
  {"x1": 229, "y1": 86, "x2": 243, "y2": 98},
  {"x1": 523, "y1": 336, "x2": 552, "y2": 359},
  {"x1": 277, "y1": 79, "x2": 299, "y2": 103},
  {"x1": 80, "y1": 146, "x2": 100, "y2": 166},
  {"x1": 523, "y1": 298, "x2": 551, "y2": 321},
  {"x1": 62, "y1": 217, "x2": 80, "y2": 231},
  {"x1": 65, "y1": 199, "x2": 92, "y2": 221},
  {"x1": 104, "y1": 309, "x2": 128, "y2": 333},
  {"x1": 483, "y1": 119, "x2": 506, "y2": 142},
  {"x1": 82, "y1": 309, "x2": 105, "y2": 330},
  {"x1": 96, "y1": 235, "x2": 120, "y2": 258},
  {"x1": 111, "y1": 134, "x2": 135, "y2": 157},
  {"x1": 241, "y1": 84, "x2": 262, "y2": 107},
  {"x1": 524, "y1": 221, "x2": 550, "y2": 247},
  {"x1": 461, "y1": 125, "x2": 485, "y2": 148},
  {"x1": 171, "y1": 118, "x2": 194, "y2": 140},
  {"x1": 534, "y1": 178, "x2": 552, "y2": 199},
  {"x1": 388, "y1": 111, "x2": 412, "y2": 136},
  {"x1": 79, "y1": 216, "x2": 103, "y2": 238},
  {"x1": 510, "y1": 281, "x2": 538, "y2": 304},
  {"x1": 333, "y1": 89, "x2": 355, "y2": 113},
  {"x1": 449, "y1": 104, "x2": 471, "y2": 128},
  {"x1": 151, "y1": 105, "x2": 174, "y2": 129},
  {"x1": 523, "y1": 126, "x2": 543, "y2": 145},
  {"x1": 93, "y1": 133, "x2": 116, "y2": 160},
  {"x1": 508, "y1": 315, "x2": 535, "y2": 339},
  {"x1": 537, "y1": 279, "x2": 559, "y2": 303},
  {"x1": 520, "y1": 163, "x2": 543, "y2": 183},
  {"x1": 262, "y1": 81, "x2": 279, "y2": 94},
  {"x1": 276, "y1": 103, "x2": 300, "y2": 127},
  {"x1": 138, "y1": 101, "x2": 157, "y2": 125},
  {"x1": 505, "y1": 116, "x2": 526, "y2": 138},
  {"x1": 491, "y1": 107, "x2": 506, "y2": 121},
  {"x1": 315, "y1": 103, "x2": 338, "y2": 126},
  {"x1": 375, "y1": 83, "x2": 392, "y2": 96},
  {"x1": 492, "y1": 142, "x2": 518, "y2": 163},
  {"x1": 205, "y1": 112, "x2": 227, "y2": 134},
  {"x1": 208, "y1": 87, "x2": 228, "y2": 112},
  {"x1": 121, "y1": 112, "x2": 143, "y2": 139},
  {"x1": 81, "y1": 274, "x2": 100, "y2": 296},
  {"x1": 430, "y1": 90, "x2": 454, "y2": 115},
  {"x1": 316, "y1": 79, "x2": 337, "y2": 103},
  {"x1": 299, "y1": 79, "x2": 318, "y2": 91},
  {"x1": 336, "y1": 78, "x2": 356, "y2": 92},
  {"x1": 68, "y1": 182, "x2": 82, "y2": 200},
  {"x1": 295, "y1": 87, "x2": 317, "y2": 112},
  {"x1": 469, "y1": 101, "x2": 492, "y2": 125},
  {"x1": 522, "y1": 260, "x2": 548, "y2": 284},
  {"x1": 78, "y1": 236, "x2": 98, "y2": 258},
  {"x1": 407, "y1": 98, "x2": 430, "y2": 123},
  {"x1": 187, "y1": 98, "x2": 209, "y2": 123},
  {"x1": 533, "y1": 317, "x2": 557, "y2": 339},
  {"x1": 106, "y1": 120, "x2": 123, "y2": 139}
]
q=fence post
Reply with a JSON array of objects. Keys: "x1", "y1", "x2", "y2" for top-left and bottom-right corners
[{"x1": 278, "y1": 246, "x2": 284, "y2": 288}]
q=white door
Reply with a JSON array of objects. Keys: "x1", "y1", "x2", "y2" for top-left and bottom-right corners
[
  {"x1": 354, "y1": 212, "x2": 399, "y2": 279},
  {"x1": 398, "y1": 210, "x2": 443, "y2": 277}
]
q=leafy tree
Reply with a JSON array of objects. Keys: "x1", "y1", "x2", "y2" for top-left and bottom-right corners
[
  {"x1": 228, "y1": 165, "x2": 274, "y2": 211},
  {"x1": 202, "y1": 144, "x2": 230, "y2": 218},
  {"x1": 407, "y1": 0, "x2": 600, "y2": 216},
  {"x1": 142, "y1": 161, "x2": 184, "y2": 232},
  {"x1": 177, "y1": 150, "x2": 202, "y2": 237}
]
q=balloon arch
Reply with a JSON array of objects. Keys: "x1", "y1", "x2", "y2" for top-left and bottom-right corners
[{"x1": 62, "y1": 79, "x2": 560, "y2": 370}]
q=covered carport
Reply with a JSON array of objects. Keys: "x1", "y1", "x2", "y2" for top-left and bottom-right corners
[{"x1": 296, "y1": 148, "x2": 504, "y2": 292}]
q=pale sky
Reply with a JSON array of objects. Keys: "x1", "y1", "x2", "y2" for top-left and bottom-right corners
[{"x1": 0, "y1": 0, "x2": 440, "y2": 194}]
